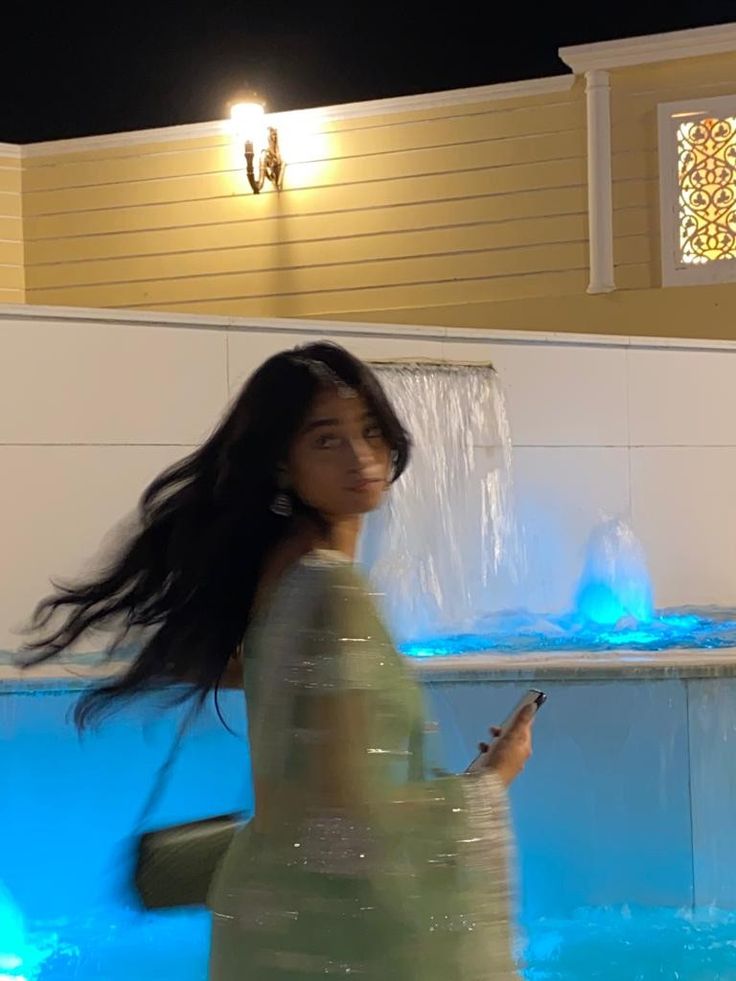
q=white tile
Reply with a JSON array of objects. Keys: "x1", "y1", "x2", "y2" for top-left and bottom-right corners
[
  {"x1": 629, "y1": 347, "x2": 736, "y2": 447},
  {"x1": 442, "y1": 338, "x2": 628, "y2": 447},
  {"x1": 688, "y1": 678, "x2": 736, "y2": 907},
  {"x1": 227, "y1": 327, "x2": 444, "y2": 396},
  {"x1": 0, "y1": 317, "x2": 228, "y2": 444},
  {"x1": 227, "y1": 329, "x2": 307, "y2": 394},
  {"x1": 631, "y1": 447, "x2": 736, "y2": 607},
  {"x1": 425, "y1": 677, "x2": 693, "y2": 916},
  {"x1": 496, "y1": 447, "x2": 631, "y2": 614},
  {"x1": 0, "y1": 444, "x2": 190, "y2": 652}
]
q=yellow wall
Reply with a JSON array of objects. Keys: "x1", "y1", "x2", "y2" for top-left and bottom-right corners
[
  {"x1": 0, "y1": 149, "x2": 24, "y2": 302},
  {"x1": 21, "y1": 84, "x2": 592, "y2": 318},
  {"x1": 12, "y1": 53, "x2": 736, "y2": 338}
]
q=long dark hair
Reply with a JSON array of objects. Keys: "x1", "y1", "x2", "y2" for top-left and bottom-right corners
[{"x1": 18, "y1": 342, "x2": 410, "y2": 727}]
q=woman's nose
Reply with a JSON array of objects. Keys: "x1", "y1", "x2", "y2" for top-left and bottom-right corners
[{"x1": 347, "y1": 437, "x2": 373, "y2": 466}]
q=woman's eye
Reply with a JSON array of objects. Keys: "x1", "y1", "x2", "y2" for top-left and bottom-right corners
[
  {"x1": 365, "y1": 426, "x2": 383, "y2": 440},
  {"x1": 316, "y1": 434, "x2": 341, "y2": 449}
]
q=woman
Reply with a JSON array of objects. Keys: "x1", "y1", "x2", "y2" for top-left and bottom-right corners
[{"x1": 21, "y1": 342, "x2": 533, "y2": 980}]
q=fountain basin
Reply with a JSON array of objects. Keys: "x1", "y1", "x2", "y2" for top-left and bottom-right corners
[{"x1": 3, "y1": 649, "x2": 736, "y2": 979}]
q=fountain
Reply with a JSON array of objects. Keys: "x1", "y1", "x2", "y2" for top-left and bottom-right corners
[
  {"x1": 363, "y1": 361, "x2": 736, "y2": 977},
  {"x1": 369, "y1": 363, "x2": 736, "y2": 659},
  {"x1": 4, "y1": 359, "x2": 736, "y2": 980},
  {"x1": 362, "y1": 361, "x2": 523, "y2": 640}
]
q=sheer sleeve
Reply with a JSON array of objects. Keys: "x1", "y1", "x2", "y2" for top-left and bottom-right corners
[{"x1": 296, "y1": 560, "x2": 519, "y2": 969}]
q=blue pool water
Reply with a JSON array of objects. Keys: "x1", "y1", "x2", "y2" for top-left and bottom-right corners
[
  {"x1": 401, "y1": 607, "x2": 736, "y2": 658},
  {"x1": 5, "y1": 906, "x2": 736, "y2": 980}
]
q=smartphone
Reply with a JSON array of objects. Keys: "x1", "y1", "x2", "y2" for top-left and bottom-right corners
[{"x1": 465, "y1": 688, "x2": 547, "y2": 773}]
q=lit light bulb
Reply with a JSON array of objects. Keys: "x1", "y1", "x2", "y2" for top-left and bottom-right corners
[{"x1": 230, "y1": 101, "x2": 265, "y2": 153}]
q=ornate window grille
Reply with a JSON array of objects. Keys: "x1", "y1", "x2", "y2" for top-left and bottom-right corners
[{"x1": 659, "y1": 94, "x2": 736, "y2": 286}]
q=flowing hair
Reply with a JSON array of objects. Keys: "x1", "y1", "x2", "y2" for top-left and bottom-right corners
[{"x1": 17, "y1": 342, "x2": 410, "y2": 728}]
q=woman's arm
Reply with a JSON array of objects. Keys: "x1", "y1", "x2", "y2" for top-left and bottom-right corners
[{"x1": 299, "y1": 562, "x2": 520, "y2": 840}]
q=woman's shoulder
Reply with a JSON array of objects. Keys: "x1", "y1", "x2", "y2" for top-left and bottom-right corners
[
  {"x1": 300, "y1": 548, "x2": 359, "y2": 576},
  {"x1": 296, "y1": 550, "x2": 386, "y2": 628},
  {"x1": 262, "y1": 549, "x2": 371, "y2": 619}
]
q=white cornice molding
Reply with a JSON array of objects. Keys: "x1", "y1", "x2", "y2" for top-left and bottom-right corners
[
  {"x1": 20, "y1": 75, "x2": 574, "y2": 158},
  {"x1": 0, "y1": 143, "x2": 21, "y2": 159},
  {"x1": 560, "y1": 22, "x2": 736, "y2": 74},
  {"x1": 3, "y1": 302, "x2": 736, "y2": 353}
]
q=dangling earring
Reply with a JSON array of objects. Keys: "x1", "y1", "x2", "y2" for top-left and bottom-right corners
[{"x1": 270, "y1": 491, "x2": 293, "y2": 517}]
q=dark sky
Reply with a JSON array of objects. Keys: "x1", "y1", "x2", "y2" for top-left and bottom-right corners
[{"x1": 3, "y1": 0, "x2": 736, "y2": 143}]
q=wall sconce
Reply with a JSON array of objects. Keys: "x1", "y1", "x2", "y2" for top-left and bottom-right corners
[{"x1": 230, "y1": 100, "x2": 284, "y2": 194}]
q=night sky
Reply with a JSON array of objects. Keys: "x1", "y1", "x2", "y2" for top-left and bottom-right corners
[{"x1": 3, "y1": 1, "x2": 736, "y2": 144}]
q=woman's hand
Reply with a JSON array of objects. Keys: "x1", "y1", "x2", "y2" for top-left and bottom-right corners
[{"x1": 476, "y1": 704, "x2": 535, "y2": 787}]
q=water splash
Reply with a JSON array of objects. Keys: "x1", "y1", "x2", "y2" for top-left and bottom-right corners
[
  {"x1": 573, "y1": 518, "x2": 654, "y2": 626},
  {"x1": 0, "y1": 884, "x2": 65, "y2": 980},
  {"x1": 363, "y1": 362, "x2": 523, "y2": 640},
  {"x1": 401, "y1": 517, "x2": 736, "y2": 657}
]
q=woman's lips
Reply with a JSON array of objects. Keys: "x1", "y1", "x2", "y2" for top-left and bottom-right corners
[{"x1": 347, "y1": 478, "x2": 382, "y2": 492}]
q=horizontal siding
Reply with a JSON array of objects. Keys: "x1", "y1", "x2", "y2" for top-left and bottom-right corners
[
  {"x1": 27, "y1": 239, "x2": 603, "y2": 306},
  {"x1": 0, "y1": 241, "x2": 22, "y2": 265},
  {"x1": 23, "y1": 158, "x2": 587, "y2": 239},
  {"x1": 23, "y1": 85, "x2": 589, "y2": 317},
  {"x1": 136, "y1": 269, "x2": 594, "y2": 318},
  {"x1": 0, "y1": 190, "x2": 21, "y2": 219},
  {"x1": 23, "y1": 97, "x2": 585, "y2": 186},
  {"x1": 610, "y1": 53, "x2": 736, "y2": 293},
  {"x1": 610, "y1": 53, "x2": 736, "y2": 94},
  {"x1": 28, "y1": 214, "x2": 597, "y2": 290},
  {"x1": 27, "y1": 213, "x2": 650, "y2": 293},
  {"x1": 114, "y1": 262, "x2": 652, "y2": 321},
  {"x1": 0, "y1": 164, "x2": 21, "y2": 194},
  {"x1": 24, "y1": 186, "x2": 589, "y2": 265},
  {"x1": 22, "y1": 131, "x2": 588, "y2": 216},
  {"x1": 338, "y1": 280, "x2": 736, "y2": 339},
  {"x1": 0, "y1": 156, "x2": 23, "y2": 299},
  {"x1": 7, "y1": 60, "x2": 735, "y2": 339}
]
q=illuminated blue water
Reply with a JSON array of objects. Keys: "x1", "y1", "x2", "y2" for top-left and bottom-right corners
[
  {"x1": 4, "y1": 906, "x2": 736, "y2": 980},
  {"x1": 400, "y1": 606, "x2": 736, "y2": 658},
  {"x1": 398, "y1": 518, "x2": 736, "y2": 658}
]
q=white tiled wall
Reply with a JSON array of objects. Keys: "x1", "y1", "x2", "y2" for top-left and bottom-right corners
[
  {"x1": 0, "y1": 316, "x2": 227, "y2": 445},
  {"x1": 453, "y1": 339, "x2": 629, "y2": 447},
  {"x1": 0, "y1": 444, "x2": 191, "y2": 650},
  {"x1": 3, "y1": 307, "x2": 736, "y2": 649},
  {"x1": 631, "y1": 447, "x2": 736, "y2": 607},
  {"x1": 628, "y1": 348, "x2": 736, "y2": 447}
]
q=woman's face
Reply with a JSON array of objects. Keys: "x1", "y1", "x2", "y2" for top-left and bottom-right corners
[{"x1": 287, "y1": 389, "x2": 392, "y2": 519}]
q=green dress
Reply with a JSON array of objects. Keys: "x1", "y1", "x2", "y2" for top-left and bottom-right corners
[{"x1": 208, "y1": 550, "x2": 519, "y2": 980}]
